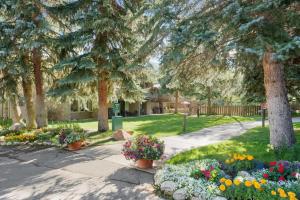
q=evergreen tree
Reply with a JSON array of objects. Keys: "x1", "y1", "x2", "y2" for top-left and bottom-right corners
[
  {"x1": 0, "y1": 0, "x2": 53, "y2": 128},
  {"x1": 45, "y1": 0, "x2": 153, "y2": 132},
  {"x1": 161, "y1": 0, "x2": 300, "y2": 148}
]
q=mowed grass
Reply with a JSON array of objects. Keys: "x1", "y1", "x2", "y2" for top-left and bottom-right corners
[
  {"x1": 168, "y1": 122, "x2": 300, "y2": 164},
  {"x1": 50, "y1": 114, "x2": 258, "y2": 145},
  {"x1": 50, "y1": 114, "x2": 258, "y2": 137}
]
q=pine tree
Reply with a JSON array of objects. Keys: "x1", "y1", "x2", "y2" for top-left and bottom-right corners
[
  {"x1": 161, "y1": 0, "x2": 300, "y2": 148},
  {"x1": 0, "y1": 0, "x2": 53, "y2": 128},
  {"x1": 45, "y1": 1, "x2": 154, "y2": 132}
]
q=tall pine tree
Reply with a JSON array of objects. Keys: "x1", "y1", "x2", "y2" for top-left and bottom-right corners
[
  {"x1": 45, "y1": 1, "x2": 153, "y2": 132},
  {"x1": 161, "y1": 0, "x2": 300, "y2": 148}
]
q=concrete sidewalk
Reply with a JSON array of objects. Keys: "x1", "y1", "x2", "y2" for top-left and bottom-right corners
[{"x1": 0, "y1": 145, "x2": 158, "y2": 200}]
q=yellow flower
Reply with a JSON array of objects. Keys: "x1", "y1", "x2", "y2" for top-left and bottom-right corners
[
  {"x1": 290, "y1": 197, "x2": 297, "y2": 200},
  {"x1": 254, "y1": 182, "x2": 261, "y2": 189},
  {"x1": 280, "y1": 191, "x2": 288, "y2": 198},
  {"x1": 252, "y1": 180, "x2": 258, "y2": 184},
  {"x1": 234, "y1": 179, "x2": 241, "y2": 186},
  {"x1": 271, "y1": 191, "x2": 277, "y2": 196},
  {"x1": 245, "y1": 180, "x2": 252, "y2": 187},
  {"x1": 260, "y1": 179, "x2": 267, "y2": 184},
  {"x1": 278, "y1": 188, "x2": 285, "y2": 193},
  {"x1": 230, "y1": 158, "x2": 235, "y2": 163},
  {"x1": 220, "y1": 178, "x2": 226, "y2": 183},
  {"x1": 225, "y1": 179, "x2": 233, "y2": 187},
  {"x1": 247, "y1": 155, "x2": 254, "y2": 160},
  {"x1": 239, "y1": 156, "x2": 245, "y2": 160},
  {"x1": 225, "y1": 159, "x2": 230, "y2": 164},
  {"x1": 234, "y1": 154, "x2": 239, "y2": 160},
  {"x1": 288, "y1": 192, "x2": 296, "y2": 197},
  {"x1": 219, "y1": 184, "x2": 226, "y2": 192}
]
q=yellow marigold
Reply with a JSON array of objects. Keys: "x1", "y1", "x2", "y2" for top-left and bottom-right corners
[
  {"x1": 254, "y1": 182, "x2": 261, "y2": 189},
  {"x1": 288, "y1": 192, "x2": 296, "y2": 197},
  {"x1": 252, "y1": 180, "x2": 258, "y2": 184},
  {"x1": 280, "y1": 191, "x2": 287, "y2": 198},
  {"x1": 247, "y1": 155, "x2": 254, "y2": 160},
  {"x1": 234, "y1": 179, "x2": 241, "y2": 186},
  {"x1": 271, "y1": 191, "x2": 277, "y2": 196},
  {"x1": 225, "y1": 179, "x2": 233, "y2": 187},
  {"x1": 260, "y1": 179, "x2": 267, "y2": 184},
  {"x1": 219, "y1": 184, "x2": 226, "y2": 192},
  {"x1": 239, "y1": 156, "x2": 245, "y2": 160},
  {"x1": 278, "y1": 188, "x2": 285, "y2": 193},
  {"x1": 245, "y1": 180, "x2": 252, "y2": 187},
  {"x1": 290, "y1": 197, "x2": 297, "y2": 200},
  {"x1": 220, "y1": 178, "x2": 226, "y2": 183}
]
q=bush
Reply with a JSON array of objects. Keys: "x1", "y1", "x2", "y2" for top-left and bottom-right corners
[{"x1": 122, "y1": 135, "x2": 164, "y2": 161}]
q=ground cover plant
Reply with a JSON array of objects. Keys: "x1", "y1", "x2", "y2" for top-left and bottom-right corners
[{"x1": 155, "y1": 155, "x2": 300, "y2": 200}]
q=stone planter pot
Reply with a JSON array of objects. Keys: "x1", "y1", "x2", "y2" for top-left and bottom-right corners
[
  {"x1": 68, "y1": 141, "x2": 82, "y2": 151},
  {"x1": 136, "y1": 159, "x2": 153, "y2": 169}
]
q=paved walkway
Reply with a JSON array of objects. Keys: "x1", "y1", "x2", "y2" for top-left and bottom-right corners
[{"x1": 1, "y1": 118, "x2": 299, "y2": 200}]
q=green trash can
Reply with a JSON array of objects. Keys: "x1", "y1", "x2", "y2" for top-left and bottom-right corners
[{"x1": 112, "y1": 116, "x2": 123, "y2": 131}]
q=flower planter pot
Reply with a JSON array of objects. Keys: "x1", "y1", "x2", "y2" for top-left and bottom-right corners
[
  {"x1": 68, "y1": 141, "x2": 82, "y2": 151},
  {"x1": 136, "y1": 159, "x2": 153, "y2": 169}
]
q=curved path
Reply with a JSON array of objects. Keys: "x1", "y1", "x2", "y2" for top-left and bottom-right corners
[
  {"x1": 163, "y1": 117, "x2": 300, "y2": 157},
  {"x1": 1, "y1": 118, "x2": 299, "y2": 200}
]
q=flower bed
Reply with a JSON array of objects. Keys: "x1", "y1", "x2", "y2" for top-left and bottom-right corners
[
  {"x1": 0, "y1": 125, "x2": 85, "y2": 148},
  {"x1": 154, "y1": 154, "x2": 300, "y2": 200}
]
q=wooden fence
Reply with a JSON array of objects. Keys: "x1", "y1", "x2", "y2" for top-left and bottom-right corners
[{"x1": 199, "y1": 105, "x2": 260, "y2": 116}]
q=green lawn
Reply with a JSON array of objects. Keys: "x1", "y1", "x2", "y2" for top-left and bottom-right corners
[
  {"x1": 50, "y1": 114, "x2": 258, "y2": 145},
  {"x1": 168, "y1": 122, "x2": 300, "y2": 164}
]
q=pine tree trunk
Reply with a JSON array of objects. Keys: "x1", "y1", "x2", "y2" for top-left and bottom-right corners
[
  {"x1": 32, "y1": 48, "x2": 48, "y2": 128},
  {"x1": 207, "y1": 86, "x2": 212, "y2": 115},
  {"x1": 175, "y1": 90, "x2": 179, "y2": 114},
  {"x1": 22, "y1": 79, "x2": 37, "y2": 129},
  {"x1": 97, "y1": 75, "x2": 109, "y2": 132},
  {"x1": 263, "y1": 51, "x2": 296, "y2": 148},
  {"x1": 9, "y1": 96, "x2": 21, "y2": 124}
]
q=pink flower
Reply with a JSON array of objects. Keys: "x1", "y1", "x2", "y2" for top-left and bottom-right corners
[{"x1": 270, "y1": 161, "x2": 277, "y2": 167}]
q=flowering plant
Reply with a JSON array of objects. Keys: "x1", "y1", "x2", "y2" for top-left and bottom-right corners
[
  {"x1": 63, "y1": 132, "x2": 85, "y2": 145},
  {"x1": 224, "y1": 153, "x2": 256, "y2": 174},
  {"x1": 122, "y1": 135, "x2": 164, "y2": 161},
  {"x1": 261, "y1": 161, "x2": 300, "y2": 182},
  {"x1": 190, "y1": 159, "x2": 224, "y2": 182},
  {"x1": 219, "y1": 177, "x2": 298, "y2": 200}
]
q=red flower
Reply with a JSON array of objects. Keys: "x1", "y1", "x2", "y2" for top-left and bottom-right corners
[
  {"x1": 278, "y1": 176, "x2": 285, "y2": 181},
  {"x1": 278, "y1": 164, "x2": 284, "y2": 174},
  {"x1": 291, "y1": 172, "x2": 297, "y2": 177},
  {"x1": 269, "y1": 161, "x2": 277, "y2": 166},
  {"x1": 270, "y1": 167, "x2": 274, "y2": 172},
  {"x1": 263, "y1": 173, "x2": 269, "y2": 179},
  {"x1": 201, "y1": 170, "x2": 211, "y2": 179}
]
